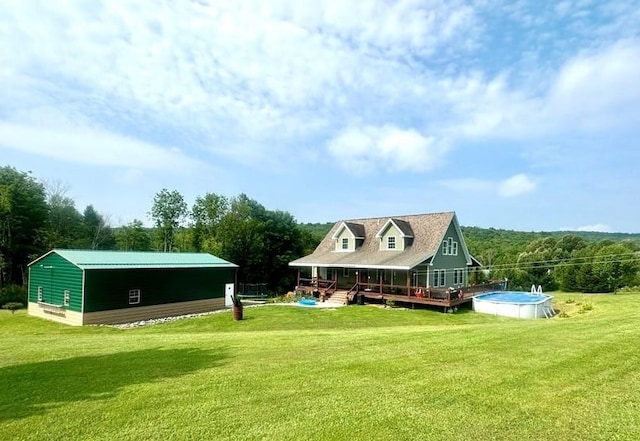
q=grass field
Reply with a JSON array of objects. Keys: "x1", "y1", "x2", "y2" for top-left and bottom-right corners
[{"x1": 1, "y1": 293, "x2": 639, "y2": 441}]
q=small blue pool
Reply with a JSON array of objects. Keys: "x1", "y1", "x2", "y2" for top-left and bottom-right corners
[
  {"x1": 473, "y1": 291, "x2": 554, "y2": 318},
  {"x1": 298, "y1": 298, "x2": 317, "y2": 307}
]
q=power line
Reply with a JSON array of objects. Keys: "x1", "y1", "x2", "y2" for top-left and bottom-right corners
[{"x1": 485, "y1": 251, "x2": 639, "y2": 269}]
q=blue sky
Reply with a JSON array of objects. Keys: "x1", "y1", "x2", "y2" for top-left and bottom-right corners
[{"x1": 1, "y1": 0, "x2": 639, "y2": 232}]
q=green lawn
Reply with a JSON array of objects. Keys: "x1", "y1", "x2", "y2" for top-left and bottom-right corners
[{"x1": 1, "y1": 293, "x2": 639, "y2": 441}]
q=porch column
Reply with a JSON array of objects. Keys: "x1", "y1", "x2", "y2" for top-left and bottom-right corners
[
  {"x1": 406, "y1": 271, "x2": 411, "y2": 297},
  {"x1": 379, "y1": 271, "x2": 383, "y2": 294}
]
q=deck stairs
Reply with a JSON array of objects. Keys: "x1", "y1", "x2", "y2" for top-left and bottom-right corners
[{"x1": 327, "y1": 290, "x2": 349, "y2": 305}]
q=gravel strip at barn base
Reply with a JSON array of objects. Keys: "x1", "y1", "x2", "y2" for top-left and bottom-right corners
[{"x1": 100, "y1": 301, "x2": 343, "y2": 329}]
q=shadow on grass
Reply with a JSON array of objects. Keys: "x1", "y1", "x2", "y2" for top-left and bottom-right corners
[{"x1": 0, "y1": 347, "x2": 225, "y2": 421}]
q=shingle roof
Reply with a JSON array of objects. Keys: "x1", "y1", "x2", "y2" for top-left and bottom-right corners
[
  {"x1": 344, "y1": 222, "x2": 366, "y2": 239},
  {"x1": 30, "y1": 249, "x2": 237, "y2": 270},
  {"x1": 291, "y1": 211, "x2": 463, "y2": 270}
]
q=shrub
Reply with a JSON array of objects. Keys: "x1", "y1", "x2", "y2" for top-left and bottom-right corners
[
  {"x1": 0, "y1": 284, "x2": 28, "y2": 305},
  {"x1": 2, "y1": 302, "x2": 24, "y2": 314},
  {"x1": 578, "y1": 303, "x2": 593, "y2": 314},
  {"x1": 385, "y1": 299, "x2": 395, "y2": 308},
  {"x1": 615, "y1": 286, "x2": 640, "y2": 295}
]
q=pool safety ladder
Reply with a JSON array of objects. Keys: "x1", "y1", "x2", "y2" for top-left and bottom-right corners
[{"x1": 531, "y1": 285, "x2": 543, "y2": 294}]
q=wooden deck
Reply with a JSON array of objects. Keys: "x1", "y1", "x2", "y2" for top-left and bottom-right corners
[
  {"x1": 296, "y1": 278, "x2": 506, "y2": 311},
  {"x1": 359, "y1": 291, "x2": 471, "y2": 311}
]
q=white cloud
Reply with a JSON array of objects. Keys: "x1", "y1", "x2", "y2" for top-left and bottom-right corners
[
  {"x1": 327, "y1": 125, "x2": 447, "y2": 174},
  {"x1": 498, "y1": 174, "x2": 537, "y2": 197},
  {"x1": 544, "y1": 39, "x2": 640, "y2": 131},
  {"x1": 565, "y1": 224, "x2": 613, "y2": 233},
  {"x1": 438, "y1": 178, "x2": 494, "y2": 193},
  {"x1": 0, "y1": 0, "x2": 638, "y2": 182},
  {"x1": 0, "y1": 121, "x2": 203, "y2": 171},
  {"x1": 0, "y1": 0, "x2": 484, "y2": 169},
  {"x1": 441, "y1": 38, "x2": 640, "y2": 142},
  {"x1": 439, "y1": 174, "x2": 537, "y2": 198}
]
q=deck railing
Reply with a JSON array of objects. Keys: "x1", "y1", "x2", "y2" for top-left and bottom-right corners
[
  {"x1": 297, "y1": 277, "x2": 505, "y2": 304},
  {"x1": 297, "y1": 277, "x2": 337, "y2": 293}
]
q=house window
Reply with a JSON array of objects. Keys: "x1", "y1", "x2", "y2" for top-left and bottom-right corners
[
  {"x1": 343, "y1": 268, "x2": 350, "y2": 277},
  {"x1": 37, "y1": 286, "x2": 43, "y2": 302},
  {"x1": 442, "y1": 237, "x2": 458, "y2": 256},
  {"x1": 342, "y1": 238, "x2": 349, "y2": 250},
  {"x1": 129, "y1": 289, "x2": 141, "y2": 305},
  {"x1": 325, "y1": 269, "x2": 334, "y2": 280},
  {"x1": 388, "y1": 236, "x2": 396, "y2": 249},
  {"x1": 63, "y1": 290, "x2": 70, "y2": 307},
  {"x1": 453, "y1": 269, "x2": 464, "y2": 285},
  {"x1": 434, "y1": 270, "x2": 446, "y2": 287}
]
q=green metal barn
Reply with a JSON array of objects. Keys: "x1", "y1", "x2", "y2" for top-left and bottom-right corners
[{"x1": 27, "y1": 249, "x2": 237, "y2": 326}]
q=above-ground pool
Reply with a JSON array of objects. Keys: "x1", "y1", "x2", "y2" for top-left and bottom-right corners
[{"x1": 473, "y1": 291, "x2": 554, "y2": 319}]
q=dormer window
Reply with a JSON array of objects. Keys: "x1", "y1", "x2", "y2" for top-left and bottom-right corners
[
  {"x1": 332, "y1": 222, "x2": 364, "y2": 252},
  {"x1": 376, "y1": 218, "x2": 413, "y2": 251},
  {"x1": 388, "y1": 236, "x2": 396, "y2": 249}
]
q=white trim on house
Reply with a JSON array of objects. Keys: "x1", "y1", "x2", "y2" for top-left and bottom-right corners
[
  {"x1": 375, "y1": 219, "x2": 414, "y2": 239},
  {"x1": 331, "y1": 222, "x2": 365, "y2": 240},
  {"x1": 295, "y1": 262, "x2": 413, "y2": 270}
]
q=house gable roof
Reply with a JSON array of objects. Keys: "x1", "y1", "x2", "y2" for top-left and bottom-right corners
[
  {"x1": 29, "y1": 249, "x2": 238, "y2": 270},
  {"x1": 331, "y1": 222, "x2": 365, "y2": 240},
  {"x1": 290, "y1": 211, "x2": 463, "y2": 270},
  {"x1": 375, "y1": 218, "x2": 414, "y2": 238}
]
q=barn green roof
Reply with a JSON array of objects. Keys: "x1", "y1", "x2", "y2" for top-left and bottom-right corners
[{"x1": 30, "y1": 249, "x2": 238, "y2": 270}]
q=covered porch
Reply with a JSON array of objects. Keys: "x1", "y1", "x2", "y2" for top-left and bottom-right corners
[{"x1": 295, "y1": 268, "x2": 505, "y2": 310}]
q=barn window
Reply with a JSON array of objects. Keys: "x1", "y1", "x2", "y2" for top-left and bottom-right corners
[
  {"x1": 63, "y1": 290, "x2": 70, "y2": 306},
  {"x1": 37, "y1": 286, "x2": 43, "y2": 302},
  {"x1": 129, "y1": 289, "x2": 141, "y2": 305}
]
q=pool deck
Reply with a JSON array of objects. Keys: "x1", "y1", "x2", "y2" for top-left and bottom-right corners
[{"x1": 359, "y1": 291, "x2": 473, "y2": 311}]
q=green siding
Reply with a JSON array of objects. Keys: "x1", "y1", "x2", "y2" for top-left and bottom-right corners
[
  {"x1": 430, "y1": 221, "x2": 468, "y2": 287},
  {"x1": 83, "y1": 267, "x2": 235, "y2": 313},
  {"x1": 28, "y1": 253, "x2": 83, "y2": 312}
]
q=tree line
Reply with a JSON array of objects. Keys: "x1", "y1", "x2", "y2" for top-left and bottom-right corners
[
  {"x1": 463, "y1": 228, "x2": 640, "y2": 292},
  {"x1": 0, "y1": 166, "x2": 317, "y2": 296},
  {"x1": 2, "y1": 164, "x2": 638, "y2": 302}
]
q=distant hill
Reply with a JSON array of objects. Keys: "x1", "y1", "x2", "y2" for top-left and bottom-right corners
[
  {"x1": 461, "y1": 226, "x2": 640, "y2": 246},
  {"x1": 298, "y1": 222, "x2": 640, "y2": 243},
  {"x1": 298, "y1": 222, "x2": 640, "y2": 255}
]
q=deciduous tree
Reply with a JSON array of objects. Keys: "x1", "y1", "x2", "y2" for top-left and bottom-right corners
[
  {"x1": 149, "y1": 189, "x2": 188, "y2": 252},
  {"x1": 0, "y1": 167, "x2": 48, "y2": 285}
]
